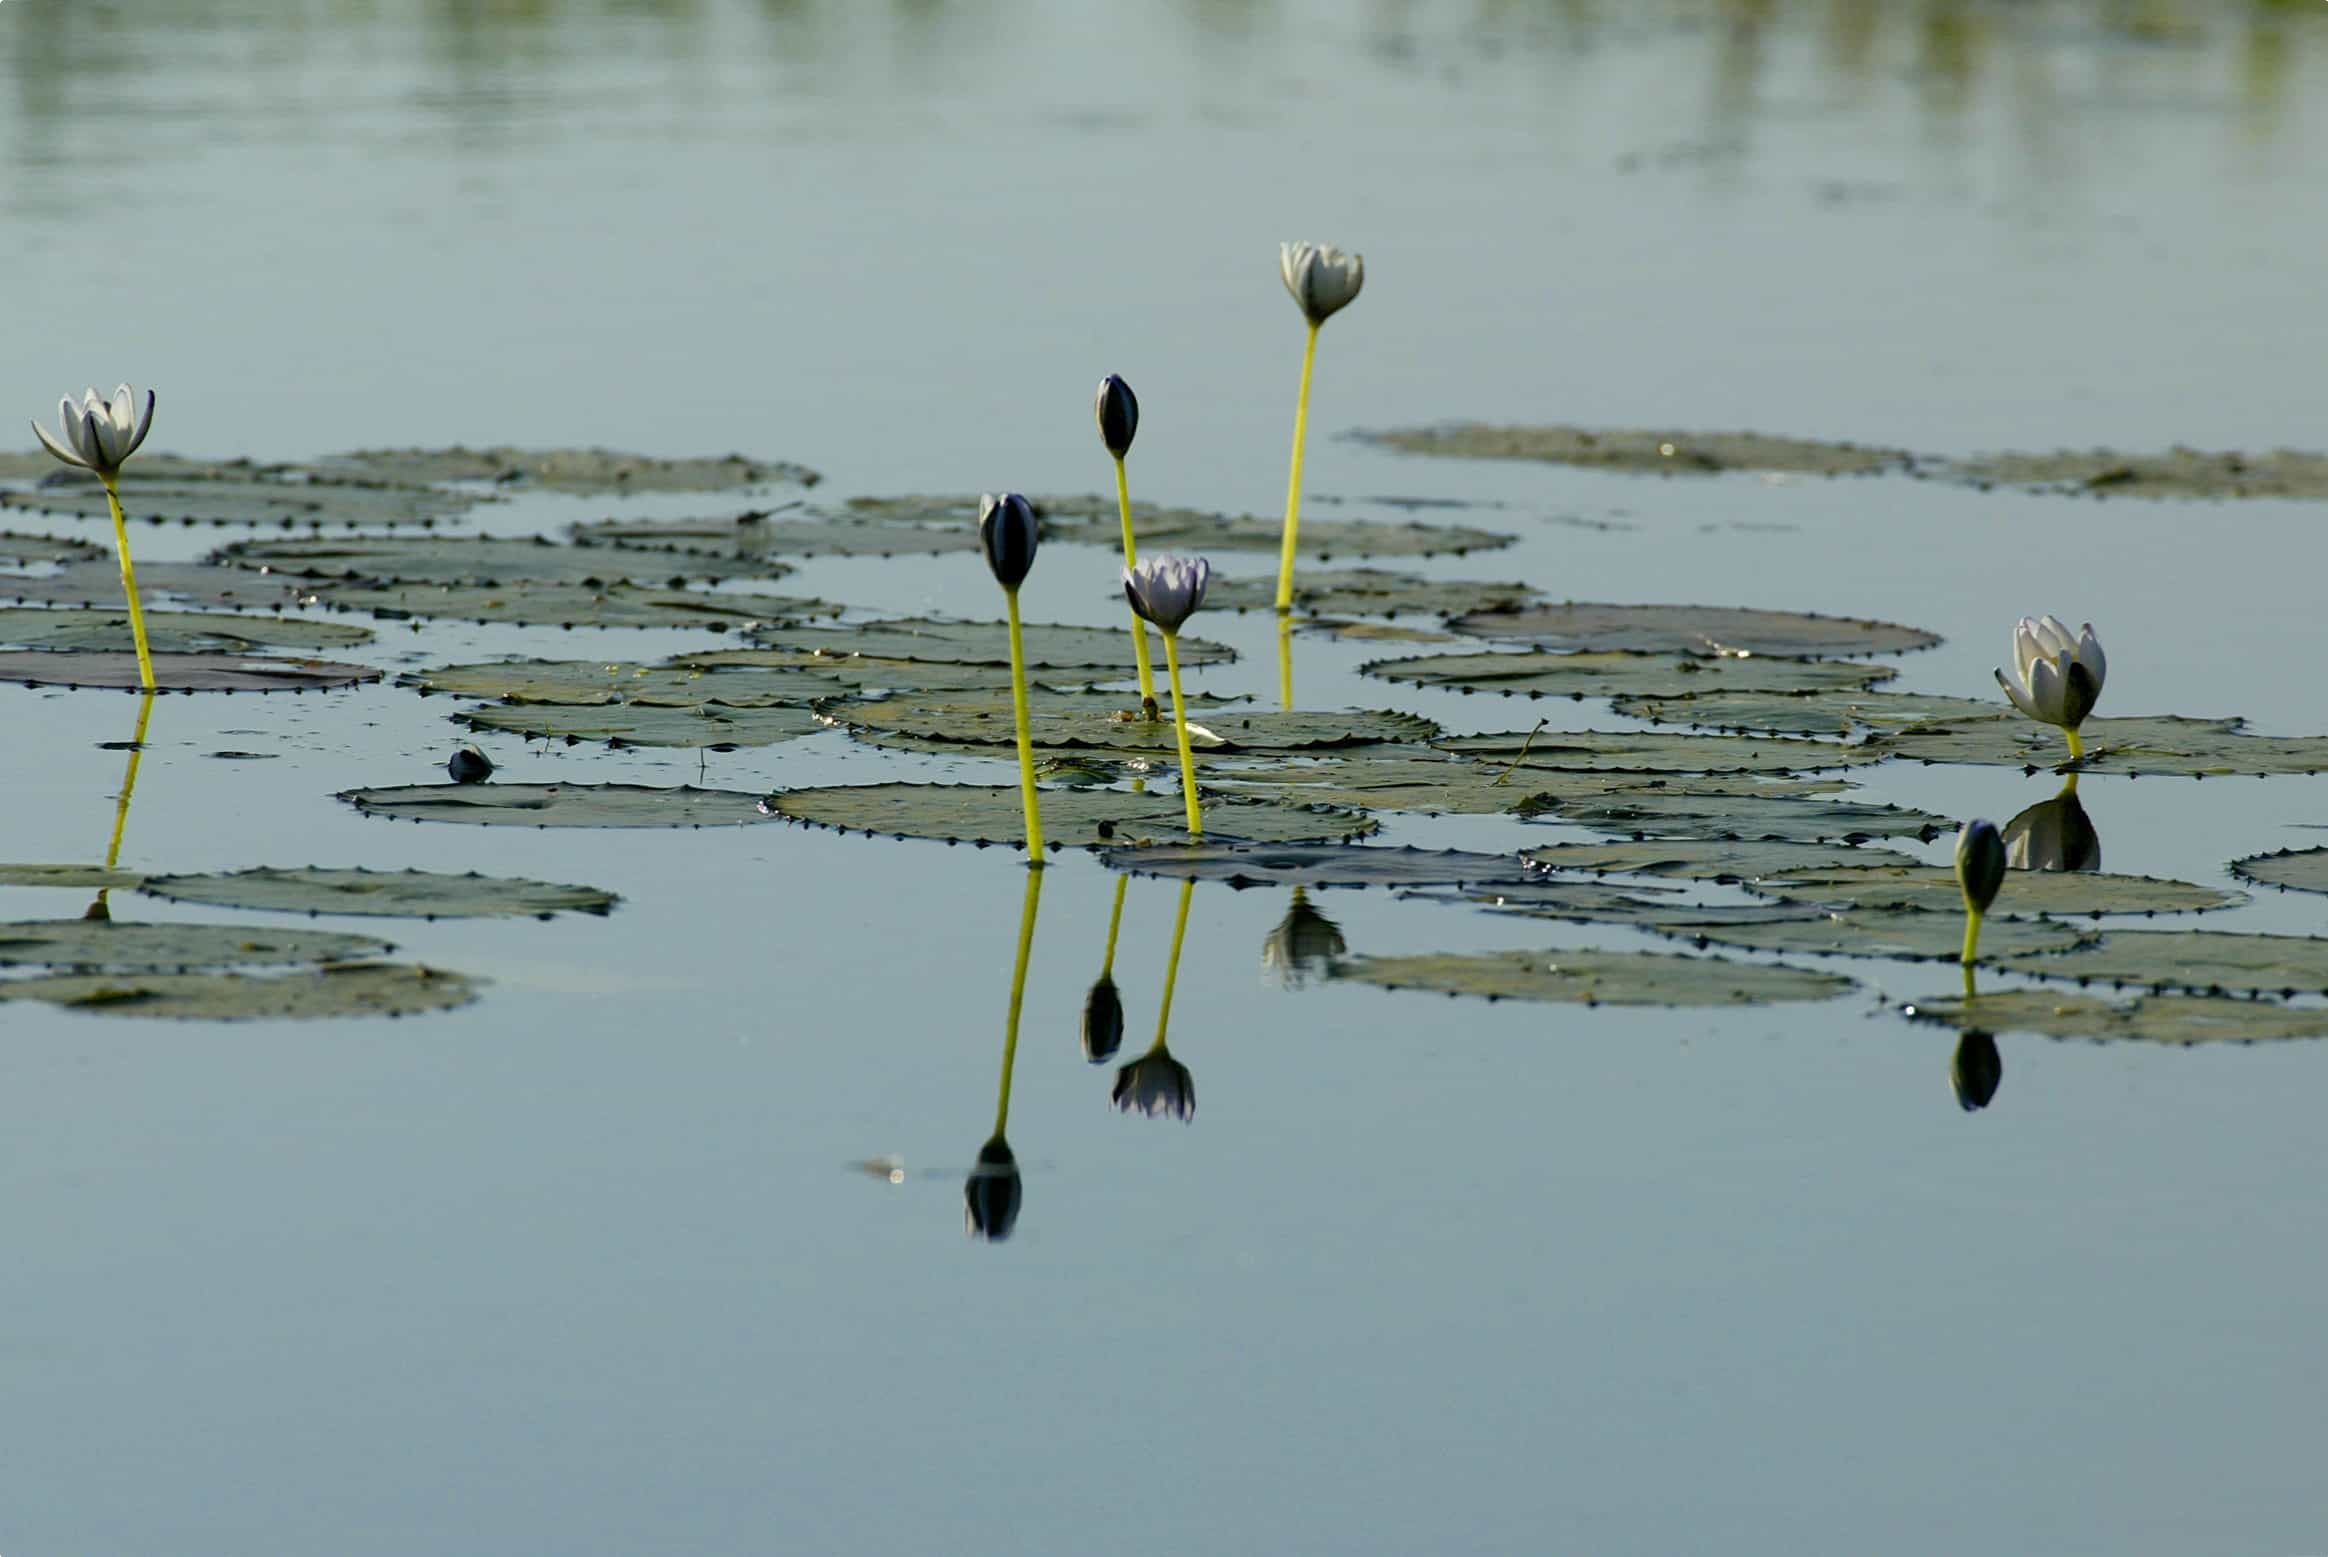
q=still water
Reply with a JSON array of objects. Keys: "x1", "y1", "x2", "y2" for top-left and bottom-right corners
[{"x1": 5, "y1": 3, "x2": 2328, "y2": 1553}]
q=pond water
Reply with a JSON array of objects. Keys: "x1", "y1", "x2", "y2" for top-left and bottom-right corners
[{"x1": 6, "y1": 3, "x2": 2328, "y2": 1553}]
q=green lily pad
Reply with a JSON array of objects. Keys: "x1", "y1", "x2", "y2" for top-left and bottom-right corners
[
  {"x1": 573, "y1": 508, "x2": 978, "y2": 560},
  {"x1": 1655, "y1": 907, "x2": 2092, "y2": 962},
  {"x1": 0, "y1": 918, "x2": 390, "y2": 971},
  {"x1": 1613, "y1": 689, "x2": 2007, "y2": 737},
  {"x1": 1903, "y1": 990, "x2": 2328, "y2": 1045},
  {"x1": 744, "y1": 618, "x2": 1234, "y2": 669},
  {"x1": 674, "y1": 648, "x2": 1026, "y2": 696},
  {"x1": 1437, "y1": 882, "x2": 1816, "y2": 929},
  {"x1": 1525, "y1": 787, "x2": 1947, "y2": 843},
  {"x1": 411, "y1": 658, "x2": 805, "y2": 707},
  {"x1": 1998, "y1": 930, "x2": 2328, "y2": 997},
  {"x1": 1749, "y1": 864, "x2": 2235, "y2": 916},
  {"x1": 0, "y1": 651, "x2": 381, "y2": 692},
  {"x1": 459, "y1": 701, "x2": 827, "y2": 750},
  {"x1": 138, "y1": 867, "x2": 617, "y2": 920},
  {"x1": 1523, "y1": 839, "x2": 1911, "y2": 882},
  {"x1": 1932, "y1": 447, "x2": 2328, "y2": 501},
  {"x1": 1093, "y1": 843, "x2": 1536, "y2": 890},
  {"x1": 1446, "y1": 601, "x2": 1938, "y2": 658},
  {"x1": 0, "y1": 864, "x2": 143, "y2": 889},
  {"x1": 321, "y1": 446, "x2": 818, "y2": 493},
  {"x1": 1206, "y1": 751, "x2": 1549, "y2": 815},
  {"x1": 758, "y1": 784, "x2": 1376, "y2": 849},
  {"x1": 0, "y1": 531, "x2": 104, "y2": 566},
  {"x1": 829, "y1": 698, "x2": 1435, "y2": 754},
  {"x1": 2, "y1": 475, "x2": 481, "y2": 528},
  {"x1": 1330, "y1": 946, "x2": 1855, "y2": 1007},
  {"x1": 214, "y1": 535, "x2": 783, "y2": 588},
  {"x1": 316, "y1": 580, "x2": 830, "y2": 632},
  {"x1": 0, "y1": 607, "x2": 372, "y2": 654},
  {"x1": 1202, "y1": 569, "x2": 1537, "y2": 618},
  {"x1": 0, "y1": 560, "x2": 321, "y2": 612},
  {"x1": 1024, "y1": 493, "x2": 1515, "y2": 558},
  {"x1": 339, "y1": 783, "x2": 781, "y2": 829},
  {"x1": 1301, "y1": 620, "x2": 1462, "y2": 644},
  {"x1": 1366, "y1": 649, "x2": 1894, "y2": 701},
  {"x1": 0, "y1": 962, "x2": 481, "y2": 1021},
  {"x1": 2231, "y1": 848, "x2": 2328, "y2": 897},
  {"x1": 1439, "y1": 729, "x2": 1886, "y2": 775},
  {"x1": 1362, "y1": 423, "x2": 1913, "y2": 478},
  {"x1": 1864, "y1": 714, "x2": 2328, "y2": 776}
]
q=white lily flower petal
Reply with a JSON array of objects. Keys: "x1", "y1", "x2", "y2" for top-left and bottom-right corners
[
  {"x1": 2027, "y1": 655, "x2": 2068, "y2": 725},
  {"x1": 2031, "y1": 614, "x2": 2077, "y2": 660},
  {"x1": 123, "y1": 388, "x2": 157, "y2": 459},
  {"x1": 2012, "y1": 618, "x2": 2043, "y2": 686},
  {"x1": 107, "y1": 384, "x2": 136, "y2": 432},
  {"x1": 88, "y1": 405, "x2": 129, "y2": 468},
  {"x1": 2074, "y1": 622, "x2": 2105, "y2": 696},
  {"x1": 31, "y1": 419, "x2": 90, "y2": 470},
  {"x1": 1995, "y1": 665, "x2": 2042, "y2": 722}
]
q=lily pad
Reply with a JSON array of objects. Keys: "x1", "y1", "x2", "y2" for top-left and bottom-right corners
[
  {"x1": 1870, "y1": 714, "x2": 2328, "y2": 777},
  {"x1": 1203, "y1": 569, "x2": 1537, "y2": 618},
  {"x1": 675, "y1": 648, "x2": 1025, "y2": 696},
  {"x1": 0, "y1": 607, "x2": 373, "y2": 654},
  {"x1": 214, "y1": 535, "x2": 783, "y2": 588},
  {"x1": 1748, "y1": 864, "x2": 2235, "y2": 916},
  {"x1": 1362, "y1": 423, "x2": 1912, "y2": 478},
  {"x1": 322, "y1": 446, "x2": 818, "y2": 493},
  {"x1": 1024, "y1": 493, "x2": 1515, "y2": 558},
  {"x1": 0, "y1": 531, "x2": 104, "y2": 566},
  {"x1": 1613, "y1": 689, "x2": 2006, "y2": 737},
  {"x1": 0, "y1": 918, "x2": 390, "y2": 971},
  {"x1": 1998, "y1": 930, "x2": 2328, "y2": 997},
  {"x1": 459, "y1": 701, "x2": 827, "y2": 750},
  {"x1": 1206, "y1": 751, "x2": 1551, "y2": 815},
  {"x1": 0, "y1": 560, "x2": 321, "y2": 612},
  {"x1": 1903, "y1": 990, "x2": 2328, "y2": 1045},
  {"x1": 0, "y1": 651, "x2": 381, "y2": 692},
  {"x1": 1526, "y1": 787, "x2": 1947, "y2": 843},
  {"x1": 828, "y1": 698, "x2": 1435, "y2": 754},
  {"x1": 0, "y1": 962, "x2": 480, "y2": 1021},
  {"x1": 1654, "y1": 907, "x2": 2092, "y2": 962},
  {"x1": 340, "y1": 783, "x2": 781, "y2": 829},
  {"x1": 138, "y1": 867, "x2": 617, "y2": 920},
  {"x1": 1446, "y1": 601, "x2": 1938, "y2": 658},
  {"x1": 1932, "y1": 447, "x2": 2328, "y2": 501},
  {"x1": 0, "y1": 863, "x2": 143, "y2": 889},
  {"x1": 744, "y1": 618, "x2": 1234, "y2": 669},
  {"x1": 1366, "y1": 649, "x2": 1893, "y2": 701},
  {"x1": 412, "y1": 658, "x2": 799, "y2": 707},
  {"x1": 2231, "y1": 848, "x2": 2328, "y2": 897},
  {"x1": 3, "y1": 474, "x2": 480, "y2": 528},
  {"x1": 573, "y1": 508, "x2": 977, "y2": 560},
  {"x1": 1330, "y1": 946, "x2": 1855, "y2": 1007},
  {"x1": 316, "y1": 580, "x2": 830, "y2": 632},
  {"x1": 1439, "y1": 729, "x2": 1886, "y2": 775},
  {"x1": 1442, "y1": 882, "x2": 1819, "y2": 930},
  {"x1": 1523, "y1": 839, "x2": 1910, "y2": 882},
  {"x1": 758, "y1": 784, "x2": 1376, "y2": 848},
  {"x1": 1093, "y1": 843, "x2": 1536, "y2": 890}
]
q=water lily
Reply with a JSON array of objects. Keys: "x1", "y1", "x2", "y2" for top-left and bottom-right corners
[
  {"x1": 33, "y1": 384, "x2": 159, "y2": 688},
  {"x1": 1124, "y1": 554, "x2": 1212, "y2": 836},
  {"x1": 1094, "y1": 372, "x2": 1139, "y2": 460},
  {"x1": 1995, "y1": 615, "x2": 2105, "y2": 759},
  {"x1": 977, "y1": 493, "x2": 1045, "y2": 861},
  {"x1": 1095, "y1": 374, "x2": 1158, "y2": 716},
  {"x1": 447, "y1": 743, "x2": 494, "y2": 784},
  {"x1": 1274, "y1": 242, "x2": 1364, "y2": 613},
  {"x1": 1262, "y1": 886, "x2": 1347, "y2": 989},
  {"x1": 1955, "y1": 818, "x2": 2006, "y2": 966}
]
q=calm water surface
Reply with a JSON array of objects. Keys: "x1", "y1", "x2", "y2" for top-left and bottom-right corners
[{"x1": 4, "y1": 4, "x2": 2328, "y2": 1553}]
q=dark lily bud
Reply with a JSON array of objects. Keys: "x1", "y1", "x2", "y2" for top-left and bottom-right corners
[
  {"x1": 963, "y1": 1137, "x2": 1022, "y2": 1241},
  {"x1": 1082, "y1": 974, "x2": 1125, "y2": 1063},
  {"x1": 1955, "y1": 819, "x2": 2006, "y2": 915},
  {"x1": 1095, "y1": 374, "x2": 1139, "y2": 460},
  {"x1": 448, "y1": 743, "x2": 494, "y2": 783},
  {"x1": 1952, "y1": 1032, "x2": 2002, "y2": 1112},
  {"x1": 977, "y1": 492, "x2": 1038, "y2": 592}
]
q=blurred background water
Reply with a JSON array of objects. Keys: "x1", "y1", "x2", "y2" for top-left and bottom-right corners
[{"x1": 5, "y1": 3, "x2": 2328, "y2": 1554}]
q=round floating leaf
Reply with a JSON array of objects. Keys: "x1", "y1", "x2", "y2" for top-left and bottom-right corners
[
  {"x1": 830, "y1": 698, "x2": 1435, "y2": 754},
  {"x1": 3, "y1": 474, "x2": 481, "y2": 528},
  {"x1": 1998, "y1": 930, "x2": 2328, "y2": 997},
  {"x1": 1445, "y1": 883, "x2": 1819, "y2": 930},
  {"x1": 1864, "y1": 714, "x2": 2328, "y2": 777},
  {"x1": 138, "y1": 867, "x2": 617, "y2": 920},
  {"x1": 1446, "y1": 601, "x2": 1938, "y2": 658},
  {"x1": 1331, "y1": 947, "x2": 1854, "y2": 1007},
  {"x1": 1523, "y1": 839, "x2": 1911, "y2": 882},
  {"x1": 1302, "y1": 620, "x2": 1461, "y2": 644},
  {"x1": 1094, "y1": 843, "x2": 1536, "y2": 890},
  {"x1": 0, "y1": 962, "x2": 480, "y2": 1021},
  {"x1": 322, "y1": 446, "x2": 818, "y2": 493},
  {"x1": 214, "y1": 535, "x2": 783, "y2": 588},
  {"x1": 0, "y1": 863, "x2": 142, "y2": 889},
  {"x1": 1526, "y1": 787, "x2": 1946, "y2": 843},
  {"x1": 0, "y1": 607, "x2": 372, "y2": 654},
  {"x1": 1367, "y1": 649, "x2": 1893, "y2": 701},
  {"x1": 1202, "y1": 569, "x2": 1538, "y2": 618},
  {"x1": 1027, "y1": 493, "x2": 1515, "y2": 558},
  {"x1": 676, "y1": 648, "x2": 1025, "y2": 696},
  {"x1": 745, "y1": 617, "x2": 1234, "y2": 669},
  {"x1": 0, "y1": 560, "x2": 320, "y2": 611},
  {"x1": 1362, "y1": 423, "x2": 1912, "y2": 477},
  {"x1": 759, "y1": 784, "x2": 1376, "y2": 848},
  {"x1": 459, "y1": 701, "x2": 827, "y2": 750},
  {"x1": 574, "y1": 509, "x2": 977, "y2": 560},
  {"x1": 411, "y1": 658, "x2": 811, "y2": 707},
  {"x1": 1903, "y1": 990, "x2": 2328, "y2": 1045},
  {"x1": 317, "y1": 580, "x2": 828, "y2": 631},
  {"x1": 0, "y1": 651, "x2": 381, "y2": 692},
  {"x1": 0, "y1": 531, "x2": 104, "y2": 565},
  {"x1": 1208, "y1": 751, "x2": 1550, "y2": 815},
  {"x1": 1749, "y1": 864, "x2": 2236, "y2": 916},
  {"x1": 340, "y1": 783, "x2": 781, "y2": 829},
  {"x1": 1654, "y1": 907, "x2": 2091, "y2": 962},
  {"x1": 1614, "y1": 689, "x2": 2006, "y2": 737},
  {"x1": 0, "y1": 918, "x2": 390, "y2": 971},
  {"x1": 1439, "y1": 729, "x2": 1886, "y2": 775},
  {"x1": 2231, "y1": 848, "x2": 2328, "y2": 897},
  {"x1": 1931, "y1": 447, "x2": 2328, "y2": 501}
]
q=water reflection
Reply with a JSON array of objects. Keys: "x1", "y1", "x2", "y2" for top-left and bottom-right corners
[
  {"x1": 1276, "y1": 613, "x2": 1296, "y2": 712},
  {"x1": 1261, "y1": 885, "x2": 1347, "y2": 989},
  {"x1": 1951, "y1": 1029, "x2": 2003, "y2": 1112},
  {"x1": 1082, "y1": 875, "x2": 1130, "y2": 1063},
  {"x1": 1112, "y1": 879, "x2": 1198, "y2": 1122},
  {"x1": 85, "y1": 691, "x2": 156, "y2": 922},
  {"x1": 964, "y1": 868, "x2": 1041, "y2": 1242},
  {"x1": 2003, "y1": 778, "x2": 2101, "y2": 873}
]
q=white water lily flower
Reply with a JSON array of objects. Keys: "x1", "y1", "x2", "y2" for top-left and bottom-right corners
[
  {"x1": 1994, "y1": 615, "x2": 2105, "y2": 730},
  {"x1": 33, "y1": 384, "x2": 156, "y2": 477},
  {"x1": 1280, "y1": 242, "x2": 1364, "y2": 327},
  {"x1": 1124, "y1": 553, "x2": 1210, "y2": 635}
]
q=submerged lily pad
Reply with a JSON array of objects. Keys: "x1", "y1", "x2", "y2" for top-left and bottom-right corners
[
  {"x1": 1932, "y1": 447, "x2": 2328, "y2": 501},
  {"x1": 460, "y1": 701, "x2": 827, "y2": 750},
  {"x1": 3, "y1": 474, "x2": 481, "y2": 528},
  {"x1": 1655, "y1": 907, "x2": 2091, "y2": 962},
  {"x1": 0, "y1": 962, "x2": 480, "y2": 1021},
  {"x1": 1526, "y1": 787, "x2": 1946, "y2": 843},
  {"x1": 1447, "y1": 601, "x2": 1938, "y2": 658},
  {"x1": 340, "y1": 783, "x2": 781, "y2": 829},
  {"x1": 1331, "y1": 946, "x2": 1854, "y2": 1007},
  {"x1": 759, "y1": 784, "x2": 1375, "y2": 848},
  {"x1": 1439, "y1": 729, "x2": 1886, "y2": 775},
  {"x1": 1094, "y1": 843, "x2": 1535, "y2": 890},
  {"x1": 1614, "y1": 689, "x2": 2006, "y2": 737},
  {"x1": 1523, "y1": 838, "x2": 1909, "y2": 882},
  {"x1": 2231, "y1": 848, "x2": 2328, "y2": 897},
  {"x1": 1748, "y1": 864, "x2": 2236, "y2": 916},
  {"x1": 1870, "y1": 714, "x2": 2328, "y2": 777},
  {"x1": 323, "y1": 446, "x2": 817, "y2": 493},
  {"x1": 0, "y1": 607, "x2": 372, "y2": 654},
  {"x1": 1998, "y1": 930, "x2": 2328, "y2": 997},
  {"x1": 138, "y1": 867, "x2": 617, "y2": 920},
  {"x1": 0, "y1": 918, "x2": 389, "y2": 971},
  {"x1": 745, "y1": 618, "x2": 1233, "y2": 669},
  {"x1": 1203, "y1": 569, "x2": 1538, "y2": 618},
  {"x1": 1903, "y1": 990, "x2": 2328, "y2": 1045},
  {"x1": 317, "y1": 580, "x2": 829, "y2": 632},
  {"x1": 214, "y1": 535, "x2": 783, "y2": 588},
  {"x1": 1366, "y1": 649, "x2": 1893, "y2": 701},
  {"x1": 829, "y1": 699, "x2": 1435, "y2": 754},
  {"x1": 1362, "y1": 423, "x2": 1912, "y2": 478},
  {"x1": 0, "y1": 651, "x2": 380, "y2": 692},
  {"x1": 0, "y1": 531, "x2": 104, "y2": 565}
]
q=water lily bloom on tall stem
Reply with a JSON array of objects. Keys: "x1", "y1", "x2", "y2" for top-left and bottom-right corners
[
  {"x1": 33, "y1": 385, "x2": 159, "y2": 689},
  {"x1": 1094, "y1": 373, "x2": 1158, "y2": 716},
  {"x1": 1955, "y1": 818, "x2": 2006, "y2": 967},
  {"x1": 1995, "y1": 615, "x2": 2105, "y2": 760},
  {"x1": 1124, "y1": 554, "x2": 1212, "y2": 836},
  {"x1": 1274, "y1": 241, "x2": 1364, "y2": 613},
  {"x1": 978, "y1": 492, "x2": 1045, "y2": 861}
]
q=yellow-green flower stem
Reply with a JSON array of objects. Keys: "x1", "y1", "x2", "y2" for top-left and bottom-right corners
[
  {"x1": 1960, "y1": 905, "x2": 1985, "y2": 968},
  {"x1": 1274, "y1": 320, "x2": 1321, "y2": 613},
  {"x1": 1113, "y1": 457, "x2": 1159, "y2": 715},
  {"x1": 1161, "y1": 630, "x2": 1203, "y2": 837},
  {"x1": 91, "y1": 690, "x2": 156, "y2": 919},
  {"x1": 101, "y1": 474, "x2": 157, "y2": 691},
  {"x1": 2065, "y1": 725, "x2": 2085, "y2": 762},
  {"x1": 1276, "y1": 610, "x2": 1295, "y2": 712},
  {"x1": 1003, "y1": 587, "x2": 1046, "y2": 864},
  {"x1": 2060, "y1": 771, "x2": 2079, "y2": 797},
  {"x1": 992, "y1": 865, "x2": 1044, "y2": 1139},
  {"x1": 1961, "y1": 960, "x2": 1977, "y2": 1002},
  {"x1": 1151, "y1": 877, "x2": 1194, "y2": 1050},
  {"x1": 1100, "y1": 872, "x2": 1128, "y2": 978}
]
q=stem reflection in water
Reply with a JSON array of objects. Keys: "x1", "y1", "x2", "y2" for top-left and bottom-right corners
[
  {"x1": 1950, "y1": 963, "x2": 2002, "y2": 1113},
  {"x1": 1112, "y1": 878, "x2": 1196, "y2": 1123},
  {"x1": 1081, "y1": 873, "x2": 1129, "y2": 1063},
  {"x1": 965, "y1": 868, "x2": 1044, "y2": 1242},
  {"x1": 86, "y1": 690, "x2": 156, "y2": 921}
]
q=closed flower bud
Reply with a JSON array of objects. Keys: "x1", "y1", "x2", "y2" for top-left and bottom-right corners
[
  {"x1": 1279, "y1": 242, "x2": 1365, "y2": 327},
  {"x1": 1095, "y1": 374, "x2": 1139, "y2": 460},
  {"x1": 1952, "y1": 1032, "x2": 2002, "y2": 1113},
  {"x1": 1112, "y1": 1045, "x2": 1195, "y2": 1122},
  {"x1": 1082, "y1": 974, "x2": 1125, "y2": 1063},
  {"x1": 1956, "y1": 819, "x2": 2006, "y2": 915},
  {"x1": 978, "y1": 492, "x2": 1038, "y2": 592},
  {"x1": 963, "y1": 1137, "x2": 1022, "y2": 1241},
  {"x1": 1995, "y1": 615, "x2": 2106, "y2": 732},
  {"x1": 448, "y1": 743, "x2": 494, "y2": 783}
]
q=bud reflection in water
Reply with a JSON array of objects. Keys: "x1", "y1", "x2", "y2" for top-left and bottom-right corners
[
  {"x1": 965, "y1": 869, "x2": 1043, "y2": 1242},
  {"x1": 1082, "y1": 874, "x2": 1130, "y2": 1063},
  {"x1": 1952, "y1": 1032, "x2": 2003, "y2": 1113},
  {"x1": 2003, "y1": 777, "x2": 2100, "y2": 874},
  {"x1": 86, "y1": 690, "x2": 157, "y2": 922},
  {"x1": 1113, "y1": 878, "x2": 1196, "y2": 1122},
  {"x1": 1261, "y1": 885, "x2": 1346, "y2": 990}
]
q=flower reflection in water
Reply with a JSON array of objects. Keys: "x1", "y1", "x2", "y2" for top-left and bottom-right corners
[
  {"x1": 1261, "y1": 885, "x2": 1346, "y2": 990},
  {"x1": 2003, "y1": 778, "x2": 2100, "y2": 873},
  {"x1": 1952, "y1": 1031, "x2": 2003, "y2": 1113},
  {"x1": 966, "y1": 869, "x2": 1043, "y2": 1242},
  {"x1": 1113, "y1": 878, "x2": 1196, "y2": 1123},
  {"x1": 1082, "y1": 874, "x2": 1130, "y2": 1064}
]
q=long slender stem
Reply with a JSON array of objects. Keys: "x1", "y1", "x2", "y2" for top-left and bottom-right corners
[
  {"x1": 1960, "y1": 907, "x2": 1984, "y2": 967},
  {"x1": 993, "y1": 866, "x2": 1044, "y2": 1139},
  {"x1": 1004, "y1": 588, "x2": 1046, "y2": 864},
  {"x1": 2065, "y1": 726, "x2": 2085, "y2": 763},
  {"x1": 1276, "y1": 611, "x2": 1295, "y2": 712},
  {"x1": 101, "y1": 474, "x2": 157, "y2": 691},
  {"x1": 1151, "y1": 878, "x2": 1194, "y2": 1049},
  {"x1": 1960, "y1": 960, "x2": 1977, "y2": 1002},
  {"x1": 1100, "y1": 873, "x2": 1128, "y2": 978},
  {"x1": 1113, "y1": 457, "x2": 1159, "y2": 715},
  {"x1": 1161, "y1": 631, "x2": 1202, "y2": 837},
  {"x1": 1274, "y1": 321, "x2": 1321, "y2": 612},
  {"x1": 104, "y1": 691, "x2": 157, "y2": 870}
]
